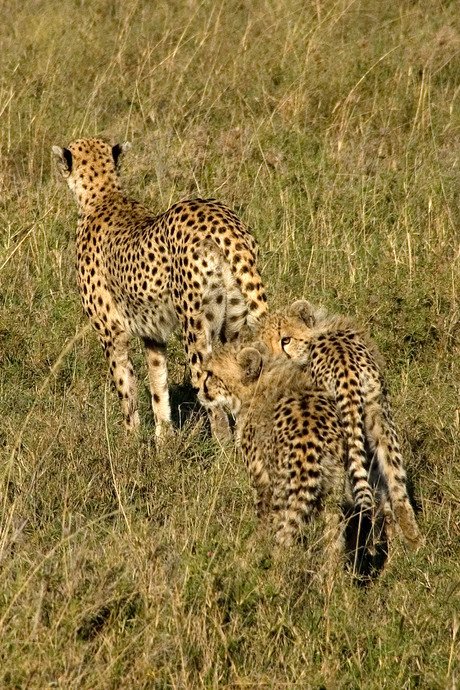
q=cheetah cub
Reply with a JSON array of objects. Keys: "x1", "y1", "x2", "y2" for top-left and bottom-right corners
[
  {"x1": 52, "y1": 138, "x2": 267, "y2": 439},
  {"x1": 255, "y1": 300, "x2": 423, "y2": 551},
  {"x1": 198, "y1": 343, "x2": 346, "y2": 547}
]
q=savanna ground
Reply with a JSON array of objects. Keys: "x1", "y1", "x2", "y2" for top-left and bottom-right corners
[{"x1": 0, "y1": 1, "x2": 459, "y2": 687}]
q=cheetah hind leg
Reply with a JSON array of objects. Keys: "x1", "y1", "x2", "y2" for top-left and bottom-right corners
[
  {"x1": 143, "y1": 339, "x2": 173, "y2": 441},
  {"x1": 273, "y1": 484, "x2": 319, "y2": 548},
  {"x1": 322, "y1": 470, "x2": 347, "y2": 568},
  {"x1": 367, "y1": 410, "x2": 423, "y2": 551},
  {"x1": 221, "y1": 264, "x2": 249, "y2": 343},
  {"x1": 184, "y1": 260, "x2": 232, "y2": 441},
  {"x1": 103, "y1": 331, "x2": 140, "y2": 433}
]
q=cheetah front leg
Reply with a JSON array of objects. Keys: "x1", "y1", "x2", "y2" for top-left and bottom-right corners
[
  {"x1": 143, "y1": 339, "x2": 172, "y2": 440},
  {"x1": 247, "y1": 449, "x2": 272, "y2": 521},
  {"x1": 101, "y1": 332, "x2": 140, "y2": 433},
  {"x1": 273, "y1": 451, "x2": 321, "y2": 547}
]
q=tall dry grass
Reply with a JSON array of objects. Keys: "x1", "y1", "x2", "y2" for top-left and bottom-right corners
[{"x1": 0, "y1": 0, "x2": 458, "y2": 687}]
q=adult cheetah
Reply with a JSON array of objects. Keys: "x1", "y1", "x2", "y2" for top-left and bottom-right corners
[
  {"x1": 52, "y1": 137, "x2": 267, "y2": 439},
  {"x1": 198, "y1": 342, "x2": 346, "y2": 547},
  {"x1": 254, "y1": 300, "x2": 423, "y2": 552}
]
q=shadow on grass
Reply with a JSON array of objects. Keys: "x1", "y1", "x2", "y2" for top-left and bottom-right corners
[
  {"x1": 169, "y1": 380, "x2": 206, "y2": 429},
  {"x1": 169, "y1": 381, "x2": 235, "y2": 437},
  {"x1": 342, "y1": 504, "x2": 389, "y2": 586}
]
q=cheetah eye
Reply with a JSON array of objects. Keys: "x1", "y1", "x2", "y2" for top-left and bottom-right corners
[{"x1": 281, "y1": 336, "x2": 291, "y2": 348}]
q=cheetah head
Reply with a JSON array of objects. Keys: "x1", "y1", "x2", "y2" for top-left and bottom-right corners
[
  {"x1": 198, "y1": 344, "x2": 266, "y2": 416},
  {"x1": 255, "y1": 299, "x2": 318, "y2": 360},
  {"x1": 52, "y1": 137, "x2": 131, "y2": 206}
]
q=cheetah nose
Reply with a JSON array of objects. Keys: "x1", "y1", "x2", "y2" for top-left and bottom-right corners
[
  {"x1": 196, "y1": 372, "x2": 206, "y2": 392},
  {"x1": 197, "y1": 370, "x2": 209, "y2": 387},
  {"x1": 197, "y1": 386, "x2": 208, "y2": 405}
]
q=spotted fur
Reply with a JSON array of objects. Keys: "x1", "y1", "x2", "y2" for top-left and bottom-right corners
[
  {"x1": 198, "y1": 343, "x2": 346, "y2": 547},
  {"x1": 255, "y1": 300, "x2": 422, "y2": 551},
  {"x1": 52, "y1": 138, "x2": 267, "y2": 438}
]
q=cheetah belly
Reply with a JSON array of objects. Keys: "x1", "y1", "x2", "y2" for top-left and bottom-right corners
[{"x1": 118, "y1": 292, "x2": 179, "y2": 342}]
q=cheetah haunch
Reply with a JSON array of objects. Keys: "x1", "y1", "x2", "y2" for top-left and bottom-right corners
[
  {"x1": 198, "y1": 343, "x2": 346, "y2": 547},
  {"x1": 254, "y1": 300, "x2": 423, "y2": 553},
  {"x1": 52, "y1": 138, "x2": 267, "y2": 439}
]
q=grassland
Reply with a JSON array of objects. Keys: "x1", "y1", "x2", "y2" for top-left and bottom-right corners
[{"x1": 0, "y1": 0, "x2": 459, "y2": 687}]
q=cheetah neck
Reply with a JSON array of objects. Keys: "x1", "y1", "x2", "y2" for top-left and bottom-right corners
[{"x1": 73, "y1": 177, "x2": 124, "y2": 215}]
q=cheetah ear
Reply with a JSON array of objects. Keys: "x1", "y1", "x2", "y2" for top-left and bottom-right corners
[
  {"x1": 288, "y1": 300, "x2": 316, "y2": 328},
  {"x1": 112, "y1": 141, "x2": 131, "y2": 167},
  {"x1": 52, "y1": 146, "x2": 72, "y2": 178},
  {"x1": 237, "y1": 347, "x2": 263, "y2": 383}
]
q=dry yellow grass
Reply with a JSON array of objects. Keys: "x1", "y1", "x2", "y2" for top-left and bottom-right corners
[{"x1": 0, "y1": 0, "x2": 458, "y2": 687}]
